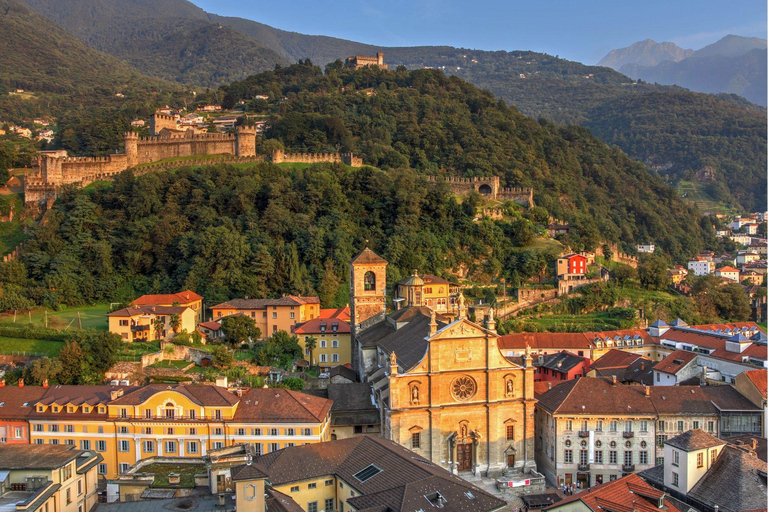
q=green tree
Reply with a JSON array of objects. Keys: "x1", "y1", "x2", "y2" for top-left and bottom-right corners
[
  {"x1": 29, "y1": 357, "x2": 61, "y2": 385},
  {"x1": 211, "y1": 344, "x2": 234, "y2": 367},
  {"x1": 221, "y1": 315, "x2": 261, "y2": 346},
  {"x1": 57, "y1": 341, "x2": 86, "y2": 385},
  {"x1": 253, "y1": 331, "x2": 302, "y2": 370},
  {"x1": 638, "y1": 255, "x2": 670, "y2": 291},
  {"x1": 170, "y1": 313, "x2": 181, "y2": 334},
  {"x1": 153, "y1": 316, "x2": 165, "y2": 340},
  {"x1": 304, "y1": 336, "x2": 317, "y2": 367}
]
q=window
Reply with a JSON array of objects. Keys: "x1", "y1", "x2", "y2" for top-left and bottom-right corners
[
  {"x1": 63, "y1": 464, "x2": 72, "y2": 480},
  {"x1": 143, "y1": 441, "x2": 155, "y2": 453},
  {"x1": 290, "y1": 486, "x2": 299, "y2": 493},
  {"x1": 290, "y1": 312, "x2": 295, "y2": 319},
  {"x1": 412, "y1": 432, "x2": 421, "y2": 449},
  {"x1": 624, "y1": 451, "x2": 633, "y2": 465},
  {"x1": 49, "y1": 425, "x2": 59, "y2": 433},
  {"x1": 708, "y1": 421, "x2": 714, "y2": 433},
  {"x1": 65, "y1": 439, "x2": 74, "y2": 446},
  {"x1": 332, "y1": 354, "x2": 339, "y2": 363},
  {"x1": 77, "y1": 479, "x2": 83, "y2": 496},
  {"x1": 579, "y1": 450, "x2": 588, "y2": 464},
  {"x1": 189, "y1": 411, "x2": 196, "y2": 420},
  {"x1": 307, "y1": 502, "x2": 318, "y2": 512},
  {"x1": 325, "y1": 480, "x2": 333, "y2": 486},
  {"x1": 237, "y1": 428, "x2": 246, "y2": 436},
  {"x1": 564, "y1": 450, "x2": 573, "y2": 463},
  {"x1": 506, "y1": 425, "x2": 514, "y2": 440},
  {"x1": 188, "y1": 442, "x2": 198, "y2": 454},
  {"x1": 98, "y1": 464, "x2": 107, "y2": 475},
  {"x1": 252, "y1": 428, "x2": 262, "y2": 436},
  {"x1": 609, "y1": 451, "x2": 617, "y2": 464},
  {"x1": 272, "y1": 312, "x2": 277, "y2": 319},
  {"x1": 566, "y1": 420, "x2": 573, "y2": 431},
  {"x1": 119, "y1": 440, "x2": 129, "y2": 452},
  {"x1": 119, "y1": 426, "x2": 128, "y2": 434},
  {"x1": 672, "y1": 450, "x2": 679, "y2": 466},
  {"x1": 119, "y1": 319, "x2": 129, "y2": 326},
  {"x1": 80, "y1": 440, "x2": 91, "y2": 450},
  {"x1": 640, "y1": 451, "x2": 648, "y2": 465},
  {"x1": 320, "y1": 340, "x2": 327, "y2": 348},
  {"x1": 167, "y1": 428, "x2": 174, "y2": 435},
  {"x1": 269, "y1": 443, "x2": 280, "y2": 452},
  {"x1": 253, "y1": 443, "x2": 263, "y2": 456},
  {"x1": 625, "y1": 421, "x2": 632, "y2": 433},
  {"x1": 658, "y1": 421, "x2": 665, "y2": 432},
  {"x1": 325, "y1": 499, "x2": 335, "y2": 511},
  {"x1": 672, "y1": 472, "x2": 679, "y2": 487},
  {"x1": 213, "y1": 442, "x2": 223, "y2": 450},
  {"x1": 610, "y1": 421, "x2": 617, "y2": 432},
  {"x1": 308, "y1": 483, "x2": 316, "y2": 489},
  {"x1": 34, "y1": 424, "x2": 43, "y2": 432},
  {"x1": 270, "y1": 428, "x2": 279, "y2": 436},
  {"x1": 64, "y1": 425, "x2": 74, "y2": 433},
  {"x1": 656, "y1": 434, "x2": 667, "y2": 447},
  {"x1": 332, "y1": 340, "x2": 339, "y2": 348},
  {"x1": 119, "y1": 463, "x2": 130, "y2": 473},
  {"x1": 286, "y1": 428, "x2": 295, "y2": 436},
  {"x1": 66, "y1": 489, "x2": 71, "y2": 505},
  {"x1": 693, "y1": 421, "x2": 699, "y2": 430},
  {"x1": 96, "y1": 441, "x2": 106, "y2": 452},
  {"x1": 320, "y1": 354, "x2": 327, "y2": 363},
  {"x1": 696, "y1": 452, "x2": 704, "y2": 468},
  {"x1": 640, "y1": 421, "x2": 648, "y2": 432},
  {"x1": 354, "y1": 464, "x2": 382, "y2": 482},
  {"x1": 364, "y1": 271, "x2": 376, "y2": 291},
  {"x1": 145, "y1": 410, "x2": 152, "y2": 419},
  {"x1": 119, "y1": 408, "x2": 127, "y2": 419},
  {"x1": 165, "y1": 441, "x2": 177, "y2": 453},
  {"x1": 303, "y1": 428, "x2": 312, "y2": 436},
  {"x1": 677, "y1": 420, "x2": 684, "y2": 432},
  {"x1": 215, "y1": 410, "x2": 222, "y2": 420},
  {"x1": 710, "y1": 448, "x2": 717, "y2": 460},
  {"x1": 595, "y1": 451, "x2": 603, "y2": 463},
  {"x1": 189, "y1": 427, "x2": 197, "y2": 435}
]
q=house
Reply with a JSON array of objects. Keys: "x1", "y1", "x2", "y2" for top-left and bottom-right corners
[
  {"x1": 667, "y1": 267, "x2": 687, "y2": 284},
  {"x1": 547, "y1": 223, "x2": 570, "y2": 237},
  {"x1": 535, "y1": 351, "x2": 591, "y2": 383},
  {"x1": 317, "y1": 382, "x2": 381, "y2": 440},
  {"x1": 640, "y1": 429, "x2": 767, "y2": 512},
  {"x1": 292, "y1": 316, "x2": 351, "y2": 368},
  {"x1": 542, "y1": 473, "x2": 681, "y2": 512},
  {"x1": 687, "y1": 258, "x2": 713, "y2": 276},
  {"x1": 742, "y1": 223, "x2": 759, "y2": 235},
  {"x1": 37, "y1": 130, "x2": 54, "y2": 143},
  {"x1": 0, "y1": 444, "x2": 102, "y2": 512},
  {"x1": 131, "y1": 290, "x2": 203, "y2": 322},
  {"x1": 318, "y1": 306, "x2": 350, "y2": 322},
  {"x1": 557, "y1": 254, "x2": 588, "y2": 277},
  {"x1": 588, "y1": 349, "x2": 655, "y2": 385},
  {"x1": 734, "y1": 369, "x2": 767, "y2": 436},
  {"x1": 736, "y1": 251, "x2": 761, "y2": 266},
  {"x1": 221, "y1": 436, "x2": 504, "y2": 512},
  {"x1": 651, "y1": 350, "x2": 698, "y2": 386},
  {"x1": 729, "y1": 233, "x2": 753, "y2": 246},
  {"x1": 107, "y1": 305, "x2": 196, "y2": 342},
  {"x1": 394, "y1": 272, "x2": 459, "y2": 313},
  {"x1": 197, "y1": 320, "x2": 222, "y2": 341},
  {"x1": 211, "y1": 296, "x2": 321, "y2": 338},
  {"x1": 714, "y1": 266, "x2": 740, "y2": 282},
  {"x1": 637, "y1": 244, "x2": 656, "y2": 253},
  {"x1": 32, "y1": 119, "x2": 49, "y2": 126},
  {"x1": 130, "y1": 120, "x2": 145, "y2": 127},
  {"x1": 0, "y1": 385, "x2": 48, "y2": 445},
  {"x1": 198, "y1": 105, "x2": 222, "y2": 112}
]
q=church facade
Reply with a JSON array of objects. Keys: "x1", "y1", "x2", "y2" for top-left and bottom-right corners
[{"x1": 349, "y1": 247, "x2": 537, "y2": 476}]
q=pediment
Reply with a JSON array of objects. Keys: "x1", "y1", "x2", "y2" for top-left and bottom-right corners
[{"x1": 431, "y1": 318, "x2": 496, "y2": 340}]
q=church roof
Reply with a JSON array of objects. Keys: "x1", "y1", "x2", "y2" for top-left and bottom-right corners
[{"x1": 350, "y1": 248, "x2": 388, "y2": 265}]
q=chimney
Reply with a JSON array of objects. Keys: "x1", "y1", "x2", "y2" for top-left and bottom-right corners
[
  {"x1": 700, "y1": 365, "x2": 708, "y2": 386},
  {"x1": 611, "y1": 375, "x2": 617, "y2": 386},
  {"x1": 644, "y1": 385, "x2": 650, "y2": 397},
  {"x1": 640, "y1": 362, "x2": 645, "y2": 371},
  {"x1": 752, "y1": 438, "x2": 758, "y2": 450},
  {"x1": 18, "y1": 379, "x2": 23, "y2": 388},
  {"x1": 557, "y1": 360, "x2": 563, "y2": 368},
  {"x1": 43, "y1": 379, "x2": 49, "y2": 388},
  {"x1": 547, "y1": 382, "x2": 552, "y2": 390}
]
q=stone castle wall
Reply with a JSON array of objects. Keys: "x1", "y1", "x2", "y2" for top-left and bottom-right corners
[
  {"x1": 426, "y1": 175, "x2": 534, "y2": 207},
  {"x1": 270, "y1": 150, "x2": 362, "y2": 167}
]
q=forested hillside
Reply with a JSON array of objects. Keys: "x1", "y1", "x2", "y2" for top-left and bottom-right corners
[{"x1": 2, "y1": 64, "x2": 714, "y2": 309}]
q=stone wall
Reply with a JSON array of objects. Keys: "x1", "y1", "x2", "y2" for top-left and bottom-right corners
[
  {"x1": 426, "y1": 176, "x2": 534, "y2": 206},
  {"x1": 270, "y1": 150, "x2": 362, "y2": 167}
]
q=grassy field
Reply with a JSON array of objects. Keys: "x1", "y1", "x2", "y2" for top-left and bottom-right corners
[
  {"x1": 0, "y1": 304, "x2": 110, "y2": 331},
  {"x1": 140, "y1": 463, "x2": 206, "y2": 488},
  {"x1": 0, "y1": 336, "x2": 64, "y2": 356},
  {"x1": 527, "y1": 237, "x2": 565, "y2": 253},
  {"x1": 676, "y1": 180, "x2": 739, "y2": 216},
  {"x1": 0, "y1": 194, "x2": 29, "y2": 255},
  {"x1": 514, "y1": 310, "x2": 637, "y2": 332},
  {"x1": 147, "y1": 359, "x2": 193, "y2": 370}
]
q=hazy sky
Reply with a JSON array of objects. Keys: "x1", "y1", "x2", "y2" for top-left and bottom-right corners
[{"x1": 190, "y1": 0, "x2": 766, "y2": 64}]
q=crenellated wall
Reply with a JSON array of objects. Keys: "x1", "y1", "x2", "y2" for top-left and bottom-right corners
[
  {"x1": 270, "y1": 150, "x2": 362, "y2": 167},
  {"x1": 426, "y1": 175, "x2": 534, "y2": 206}
]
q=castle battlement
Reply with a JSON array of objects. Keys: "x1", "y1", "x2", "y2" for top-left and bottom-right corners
[
  {"x1": 137, "y1": 133, "x2": 236, "y2": 143},
  {"x1": 427, "y1": 174, "x2": 534, "y2": 207}
]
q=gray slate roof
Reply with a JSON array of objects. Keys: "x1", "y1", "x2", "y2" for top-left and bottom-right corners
[
  {"x1": 688, "y1": 445, "x2": 768, "y2": 512},
  {"x1": 664, "y1": 429, "x2": 727, "y2": 452}
]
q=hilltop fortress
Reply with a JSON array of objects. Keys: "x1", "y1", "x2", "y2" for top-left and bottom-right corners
[
  {"x1": 426, "y1": 175, "x2": 534, "y2": 207},
  {"x1": 24, "y1": 112, "x2": 363, "y2": 206}
]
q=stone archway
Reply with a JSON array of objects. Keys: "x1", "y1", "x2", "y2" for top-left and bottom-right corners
[{"x1": 478, "y1": 183, "x2": 493, "y2": 196}]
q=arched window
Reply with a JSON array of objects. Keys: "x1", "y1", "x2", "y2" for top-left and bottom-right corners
[{"x1": 364, "y1": 271, "x2": 376, "y2": 291}]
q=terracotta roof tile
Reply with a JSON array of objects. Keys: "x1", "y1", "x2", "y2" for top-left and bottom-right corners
[
  {"x1": 131, "y1": 291, "x2": 202, "y2": 306},
  {"x1": 537, "y1": 377, "x2": 656, "y2": 416},
  {"x1": 653, "y1": 350, "x2": 697, "y2": 375},
  {"x1": 546, "y1": 474, "x2": 680, "y2": 512},
  {"x1": 498, "y1": 332, "x2": 593, "y2": 351},
  {"x1": 234, "y1": 388, "x2": 332, "y2": 423},
  {"x1": 349, "y1": 248, "x2": 388, "y2": 265},
  {"x1": 293, "y1": 317, "x2": 350, "y2": 335},
  {"x1": 0, "y1": 386, "x2": 48, "y2": 419},
  {"x1": 319, "y1": 307, "x2": 351, "y2": 321},
  {"x1": 743, "y1": 369, "x2": 768, "y2": 399},
  {"x1": 590, "y1": 349, "x2": 646, "y2": 370}
]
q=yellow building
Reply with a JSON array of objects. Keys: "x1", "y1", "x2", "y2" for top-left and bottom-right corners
[
  {"x1": 131, "y1": 290, "x2": 203, "y2": 322},
  {"x1": 292, "y1": 317, "x2": 351, "y2": 368},
  {"x1": 18, "y1": 385, "x2": 331, "y2": 479},
  {"x1": 0, "y1": 444, "x2": 102, "y2": 512},
  {"x1": 395, "y1": 272, "x2": 459, "y2": 314},
  {"x1": 107, "y1": 305, "x2": 197, "y2": 342},
  {"x1": 211, "y1": 296, "x2": 321, "y2": 338}
]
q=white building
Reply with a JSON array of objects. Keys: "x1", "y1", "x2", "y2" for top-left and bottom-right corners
[
  {"x1": 687, "y1": 259, "x2": 712, "y2": 276},
  {"x1": 637, "y1": 244, "x2": 655, "y2": 253}
]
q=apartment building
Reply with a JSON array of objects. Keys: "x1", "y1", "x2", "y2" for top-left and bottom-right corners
[{"x1": 211, "y1": 296, "x2": 321, "y2": 337}]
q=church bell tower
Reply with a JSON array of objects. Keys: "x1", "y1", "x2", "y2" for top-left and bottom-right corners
[{"x1": 349, "y1": 247, "x2": 388, "y2": 375}]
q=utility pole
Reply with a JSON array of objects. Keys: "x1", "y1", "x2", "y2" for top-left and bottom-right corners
[
  {"x1": 77, "y1": 311, "x2": 82, "y2": 329},
  {"x1": 44, "y1": 310, "x2": 48, "y2": 328}
]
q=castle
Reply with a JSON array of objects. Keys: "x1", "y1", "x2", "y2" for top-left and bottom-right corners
[
  {"x1": 345, "y1": 52, "x2": 388, "y2": 70},
  {"x1": 426, "y1": 175, "x2": 534, "y2": 207},
  {"x1": 24, "y1": 112, "x2": 363, "y2": 206}
]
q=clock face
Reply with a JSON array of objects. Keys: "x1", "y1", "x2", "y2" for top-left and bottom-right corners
[{"x1": 451, "y1": 375, "x2": 477, "y2": 401}]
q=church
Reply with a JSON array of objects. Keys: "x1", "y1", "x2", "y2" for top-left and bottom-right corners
[{"x1": 348, "y1": 247, "x2": 537, "y2": 477}]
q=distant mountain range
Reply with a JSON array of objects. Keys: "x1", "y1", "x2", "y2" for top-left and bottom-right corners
[
  {"x1": 10, "y1": 0, "x2": 768, "y2": 211},
  {"x1": 599, "y1": 35, "x2": 767, "y2": 106}
]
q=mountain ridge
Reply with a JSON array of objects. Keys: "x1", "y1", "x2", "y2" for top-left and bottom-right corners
[{"x1": 597, "y1": 39, "x2": 694, "y2": 69}]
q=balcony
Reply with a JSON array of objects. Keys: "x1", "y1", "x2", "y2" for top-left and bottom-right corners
[
  {"x1": 622, "y1": 464, "x2": 635, "y2": 472},
  {"x1": 130, "y1": 325, "x2": 150, "y2": 332},
  {"x1": 622, "y1": 431, "x2": 634, "y2": 438},
  {"x1": 577, "y1": 463, "x2": 590, "y2": 471},
  {"x1": 578, "y1": 431, "x2": 589, "y2": 438}
]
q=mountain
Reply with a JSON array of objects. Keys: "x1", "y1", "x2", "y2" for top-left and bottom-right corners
[
  {"x1": 597, "y1": 39, "x2": 694, "y2": 69},
  {"x1": 11, "y1": 65, "x2": 711, "y2": 308},
  {"x1": 14, "y1": 0, "x2": 767, "y2": 210},
  {"x1": 18, "y1": 0, "x2": 288, "y2": 87},
  {"x1": 611, "y1": 35, "x2": 767, "y2": 106}
]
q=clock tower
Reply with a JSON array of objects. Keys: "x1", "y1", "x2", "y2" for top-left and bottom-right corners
[{"x1": 349, "y1": 247, "x2": 388, "y2": 375}]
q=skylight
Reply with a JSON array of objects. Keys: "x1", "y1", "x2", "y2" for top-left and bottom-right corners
[{"x1": 353, "y1": 464, "x2": 382, "y2": 482}]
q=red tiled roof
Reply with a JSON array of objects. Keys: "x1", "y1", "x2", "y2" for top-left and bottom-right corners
[
  {"x1": 653, "y1": 350, "x2": 697, "y2": 375},
  {"x1": 547, "y1": 474, "x2": 680, "y2": 512},
  {"x1": 590, "y1": 349, "x2": 646, "y2": 370},
  {"x1": 234, "y1": 388, "x2": 332, "y2": 423},
  {"x1": 318, "y1": 307, "x2": 351, "y2": 321},
  {"x1": 537, "y1": 377, "x2": 656, "y2": 416},
  {"x1": 743, "y1": 369, "x2": 768, "y2": 399},
  {"x1": 132, "y1": 290, "x2": 202, "y2": 306},
  {"x1": 498, "y1": 333, "x2": 593, "y2": 351},
  {"x1": 199, "y1": 321, "x2": 221, "y2": 330},
  {"x1": 717, "y1": 266, "x2": 739, "y2": 273},
  {"x1": 293, "y1": 317, "x2": 350, "y2": 335},
  {"x1": 107, "y1": 305, "x2": 189, "y2": 317}
]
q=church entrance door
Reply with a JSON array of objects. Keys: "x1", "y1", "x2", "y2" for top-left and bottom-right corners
[{"x1": 457, "y1": 443, "x2": 473, "y2": 472}]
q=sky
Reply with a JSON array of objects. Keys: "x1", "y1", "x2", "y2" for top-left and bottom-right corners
[{"x1": 190, "y1": 0, "x2": 766, "y2": 64}]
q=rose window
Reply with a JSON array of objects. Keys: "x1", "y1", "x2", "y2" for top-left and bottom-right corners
[{"x1": 451, "y1": 376, "x2": 477, "y2": 401}]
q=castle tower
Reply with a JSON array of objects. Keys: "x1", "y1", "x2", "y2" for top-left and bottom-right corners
[
  {"x1": 235, "y1": 126, "x2": 258, "y2": 157},
  {"x1": 149, "y1": 111, "x2": 177, "y2": 136},
  {"x1": 376, "y1": 52, "x2": 384, "y2": 66},
  {"x1": 124, "y1": 132, "x2": 139, "y2": 167},
  {"x1": 349, "y1": 247, "x2": 388, "y2": 375}
]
